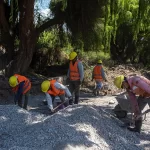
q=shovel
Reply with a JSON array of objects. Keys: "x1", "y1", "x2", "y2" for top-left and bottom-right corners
[
  {"x1": 52, "y1": 99, "x2": 69, "y2": 112},
  {"x1": 136, "y1": 109, "x2": 150, "y2": 120}
]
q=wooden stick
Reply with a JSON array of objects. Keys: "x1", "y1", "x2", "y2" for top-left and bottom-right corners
[{"x1": 52, "y1": 99, "x2": 69, "y2": 112}]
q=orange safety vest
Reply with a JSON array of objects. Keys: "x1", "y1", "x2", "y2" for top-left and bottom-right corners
[
  {"x1": 93, "y1": 65, "x2": 103, "y2": 81},
  {"x1": 69, "y1": 60, "x2": 80, "y2": 80},
  {"x1": 47, "y1": 80, "x2": 65, "y2": 96},
  {"x1": 12, "y1": 74, "x2": 31, "y2": 94}
]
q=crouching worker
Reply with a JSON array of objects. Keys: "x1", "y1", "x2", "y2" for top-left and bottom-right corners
[
  {"x1": 41, "y1": 79, "x2": 72, "y2": 113},
  {"x1": 114, "y1": 75, "x2": 150, "y2": 133},
  {"x1": 9, "y1": 74, "x2": 31, "y2": 110}
]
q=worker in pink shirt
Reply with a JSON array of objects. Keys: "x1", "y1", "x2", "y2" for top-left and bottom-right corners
[{"x1": 114, "y1": 75, "x2": 150, "y2": 133}]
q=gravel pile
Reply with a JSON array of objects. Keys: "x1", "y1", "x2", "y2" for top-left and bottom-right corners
[{"x1": 1, "y1": 102, "x2": 148, "y2": 150}]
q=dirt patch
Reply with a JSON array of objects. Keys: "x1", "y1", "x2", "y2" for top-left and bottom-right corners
[{"x1": 82, "y1": 64, "x2": 144, "y2": 95}]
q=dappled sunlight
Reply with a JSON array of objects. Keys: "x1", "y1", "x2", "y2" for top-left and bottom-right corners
[
  {"x1": 17, "y1": 108, "x2": 30, "y2": 114},
  {"x1": 75, "y1": 123, "x2": 110, "y2": 149},
  {"x1": 0, "y1": 96, "x2": 149, "y2": 149},
  {"x1": 25, "y1": 114, "x2": 48, "y2": 125},
  {"x1": 0, "y1": 116, "x2": 8, "y2": 122}
]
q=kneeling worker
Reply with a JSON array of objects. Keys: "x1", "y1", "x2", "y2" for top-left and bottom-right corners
[
  {"x1": 41, "y1": 79, "x2": 72, "y2": 113},
  {"x1": 9, "y1": 74, "x2": 31, "y2": 109}
]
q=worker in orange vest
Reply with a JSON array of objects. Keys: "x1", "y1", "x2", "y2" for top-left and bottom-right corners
[
  {"x1": 41, "y1": 79, "x2": 72, "y2": 113},
  {"x1": 9, "y1": 74, "x2": 31, "y2": 109},
  {"x1": 67, "y1": 51, "x2": 84, "y2": 105},
  {"x1": 92, "y1": 60, "x2": 107, "y2": 96}
]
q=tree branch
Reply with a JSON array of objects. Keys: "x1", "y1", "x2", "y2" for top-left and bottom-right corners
[{"x1": 36, "y1": 16, "x2": 65, "y2": 34}]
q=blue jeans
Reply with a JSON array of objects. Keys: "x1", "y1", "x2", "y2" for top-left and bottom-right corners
[{"x1": 95, "y1": 81, "x2": 103, "y2": 90}]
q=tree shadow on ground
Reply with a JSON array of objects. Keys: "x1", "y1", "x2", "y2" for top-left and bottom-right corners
[
  {"x1": 0, "y1": 104, "x2": 142, "y2": 150},
  {"x1": 0, "y1": 105, "x2": 100, "y2": 149},
  {"x1": 93, "y1": 105, "x2": 150, "y2": 150},
  {"x1": 50, "y1": 104, "x2": 143, "y2": 150},
  {"x1": 1, "y1": 94, "x2": 149, "y2": 150},
  {"x1": 27, "y1": 93, "x2": 148, "y2": 150}
]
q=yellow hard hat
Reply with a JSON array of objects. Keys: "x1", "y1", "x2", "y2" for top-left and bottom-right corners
[
  {"x1": 41, "y1": 80, "x2": 50, "y2": 92},
  {"x1": 97, "y1": 60, "x2": 102, "y2": 64},
  {"x1": 114, "y1": 75, "x2": 124, "y2": 89},
  {"x1": 69, "y1": 52, "x2": 77, "y2": 60},
  {"x1": 9, "y1": 76, "x2": 18, "y2": 87}
]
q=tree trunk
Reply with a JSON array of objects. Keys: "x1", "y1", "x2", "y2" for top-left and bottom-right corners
[
  {"x1": 0, "y1": 0, "x2": 14, "y2": 76},
  {"x1": 14, "y1": 32, "x2": 38, "y2": 73},
  {"x1": 2, "y1": 30, "x2": 14, "y2": 61},
  {"x1": 4, "y1": 0, "x2": 64, "y2": 76},
  {"x1": 6, "y1": 0, "x2": 37, "y2": 76}
]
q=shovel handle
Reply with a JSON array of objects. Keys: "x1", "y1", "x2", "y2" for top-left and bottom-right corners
[
  {"x1": 136, "y1": 109, "x2": 150, "y2": 120},
  {"x1": 53, "y1": 99, "x2": 68, "y2": 112}
]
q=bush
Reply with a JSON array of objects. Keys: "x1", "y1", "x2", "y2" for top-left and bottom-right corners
[{"x1": 79, "y1": 51, "x2": 110, "y2": 66}]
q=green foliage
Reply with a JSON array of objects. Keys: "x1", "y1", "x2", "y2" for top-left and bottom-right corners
[
  {"x1": 80, "y1": 51, "x2": 110, "y2": 66},
  {"x1": 36, "y1": 28, "x2": 72, "y2": 67},
  {"x1": 47, "y1": 0, "x2": 150, "y2": 66},
  {"x1": 1, "y1": 0, "x2": 150, "y2": 73},
  {"x1": 137, "y1": 32, "x2": 150, "y2": 66},
  {"x1": 38, "y1": 31, "x2": 55, "y2": 48},
  {"x1": 37, "y1": 26, "x2": 70, "y2": 49},
  {"x1": 50, "y1": 0, "x2": 105, "y2": 51}
]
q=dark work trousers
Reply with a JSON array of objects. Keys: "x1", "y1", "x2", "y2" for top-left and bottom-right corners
[
  {"x1": 137, "y1": 96, "x2": 150, "y2": 114},
  {"x1": 18, "y1": 90, "x2": 30, "y2": 109},
  {"x1": 69, "y1": 80, "x2": 80, "y2": 104},
  {"x1": 136, "y1": 96, "x2": 150, "y2": 130},
  {"x1": 51, "y1": 94, "x2": 69, "y2": 107}
]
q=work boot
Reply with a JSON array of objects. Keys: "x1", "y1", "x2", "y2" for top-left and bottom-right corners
[
  {"x1": 93, "y1": 89, "x2": 97, "y2": 96},
  {"x1": 23, "y1": 106, "x2": 28, "y2": 110},
  {"x1": 127, "y1": 119, "x2": 142, "y2": 133},
  {"x1": 97, "y1": 91, "x2": 100, "y2": 96},
  {"x1": 64, "y1": 101, "x2": 69, "y2": 107},
  {"x1": 74, "y1": 100, "x2": 78, "y2": 104},
  {"x1": 69, "y1": 101, "x2": 73, "y2": 105},
  {"x1": 43, "y1": 100, "x2": 48, "y2": 105},
  {"x1": 69, "y1": 97, "x2": 73, "y2": 105}
]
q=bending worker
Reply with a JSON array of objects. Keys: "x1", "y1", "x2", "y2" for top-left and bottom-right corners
[
  {"x1": 114, "y1": 75, "x2": 150, "y2": 133},
  {"x1": 67, "y1": 51, "x2": 84, "y2": 105},
  {"x1": 9, "y1": 74, "x2": 31, "y2": 110},
  {"x1": 41, "y1": 79, "x2": 72, "y2": 113},
  {"x1": 92, "y1": 60, "x2": 107, "y2": 96}
]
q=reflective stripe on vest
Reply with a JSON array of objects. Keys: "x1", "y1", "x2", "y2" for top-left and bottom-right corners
[
  {"x1": 12, "y1": 74, "x2": 31, "y2": 94},
  {"x1": 47, "y1": 80, "x2": 65, "y2": 96},
  {"x1": 69, "y1": 60, "x2": 80, "y2": 80},
  {"x1": 93, "y1": 65, "x2": 103, "y2": 81}
]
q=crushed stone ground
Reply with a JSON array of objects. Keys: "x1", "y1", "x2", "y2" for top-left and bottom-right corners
[{"x1": 0, "y1": 93, "x2": 150, "y2": 150}]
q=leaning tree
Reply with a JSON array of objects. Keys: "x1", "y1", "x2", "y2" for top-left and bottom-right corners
[{"x1": 0, "y1": 0, "x2": 64, "y2": 76}]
